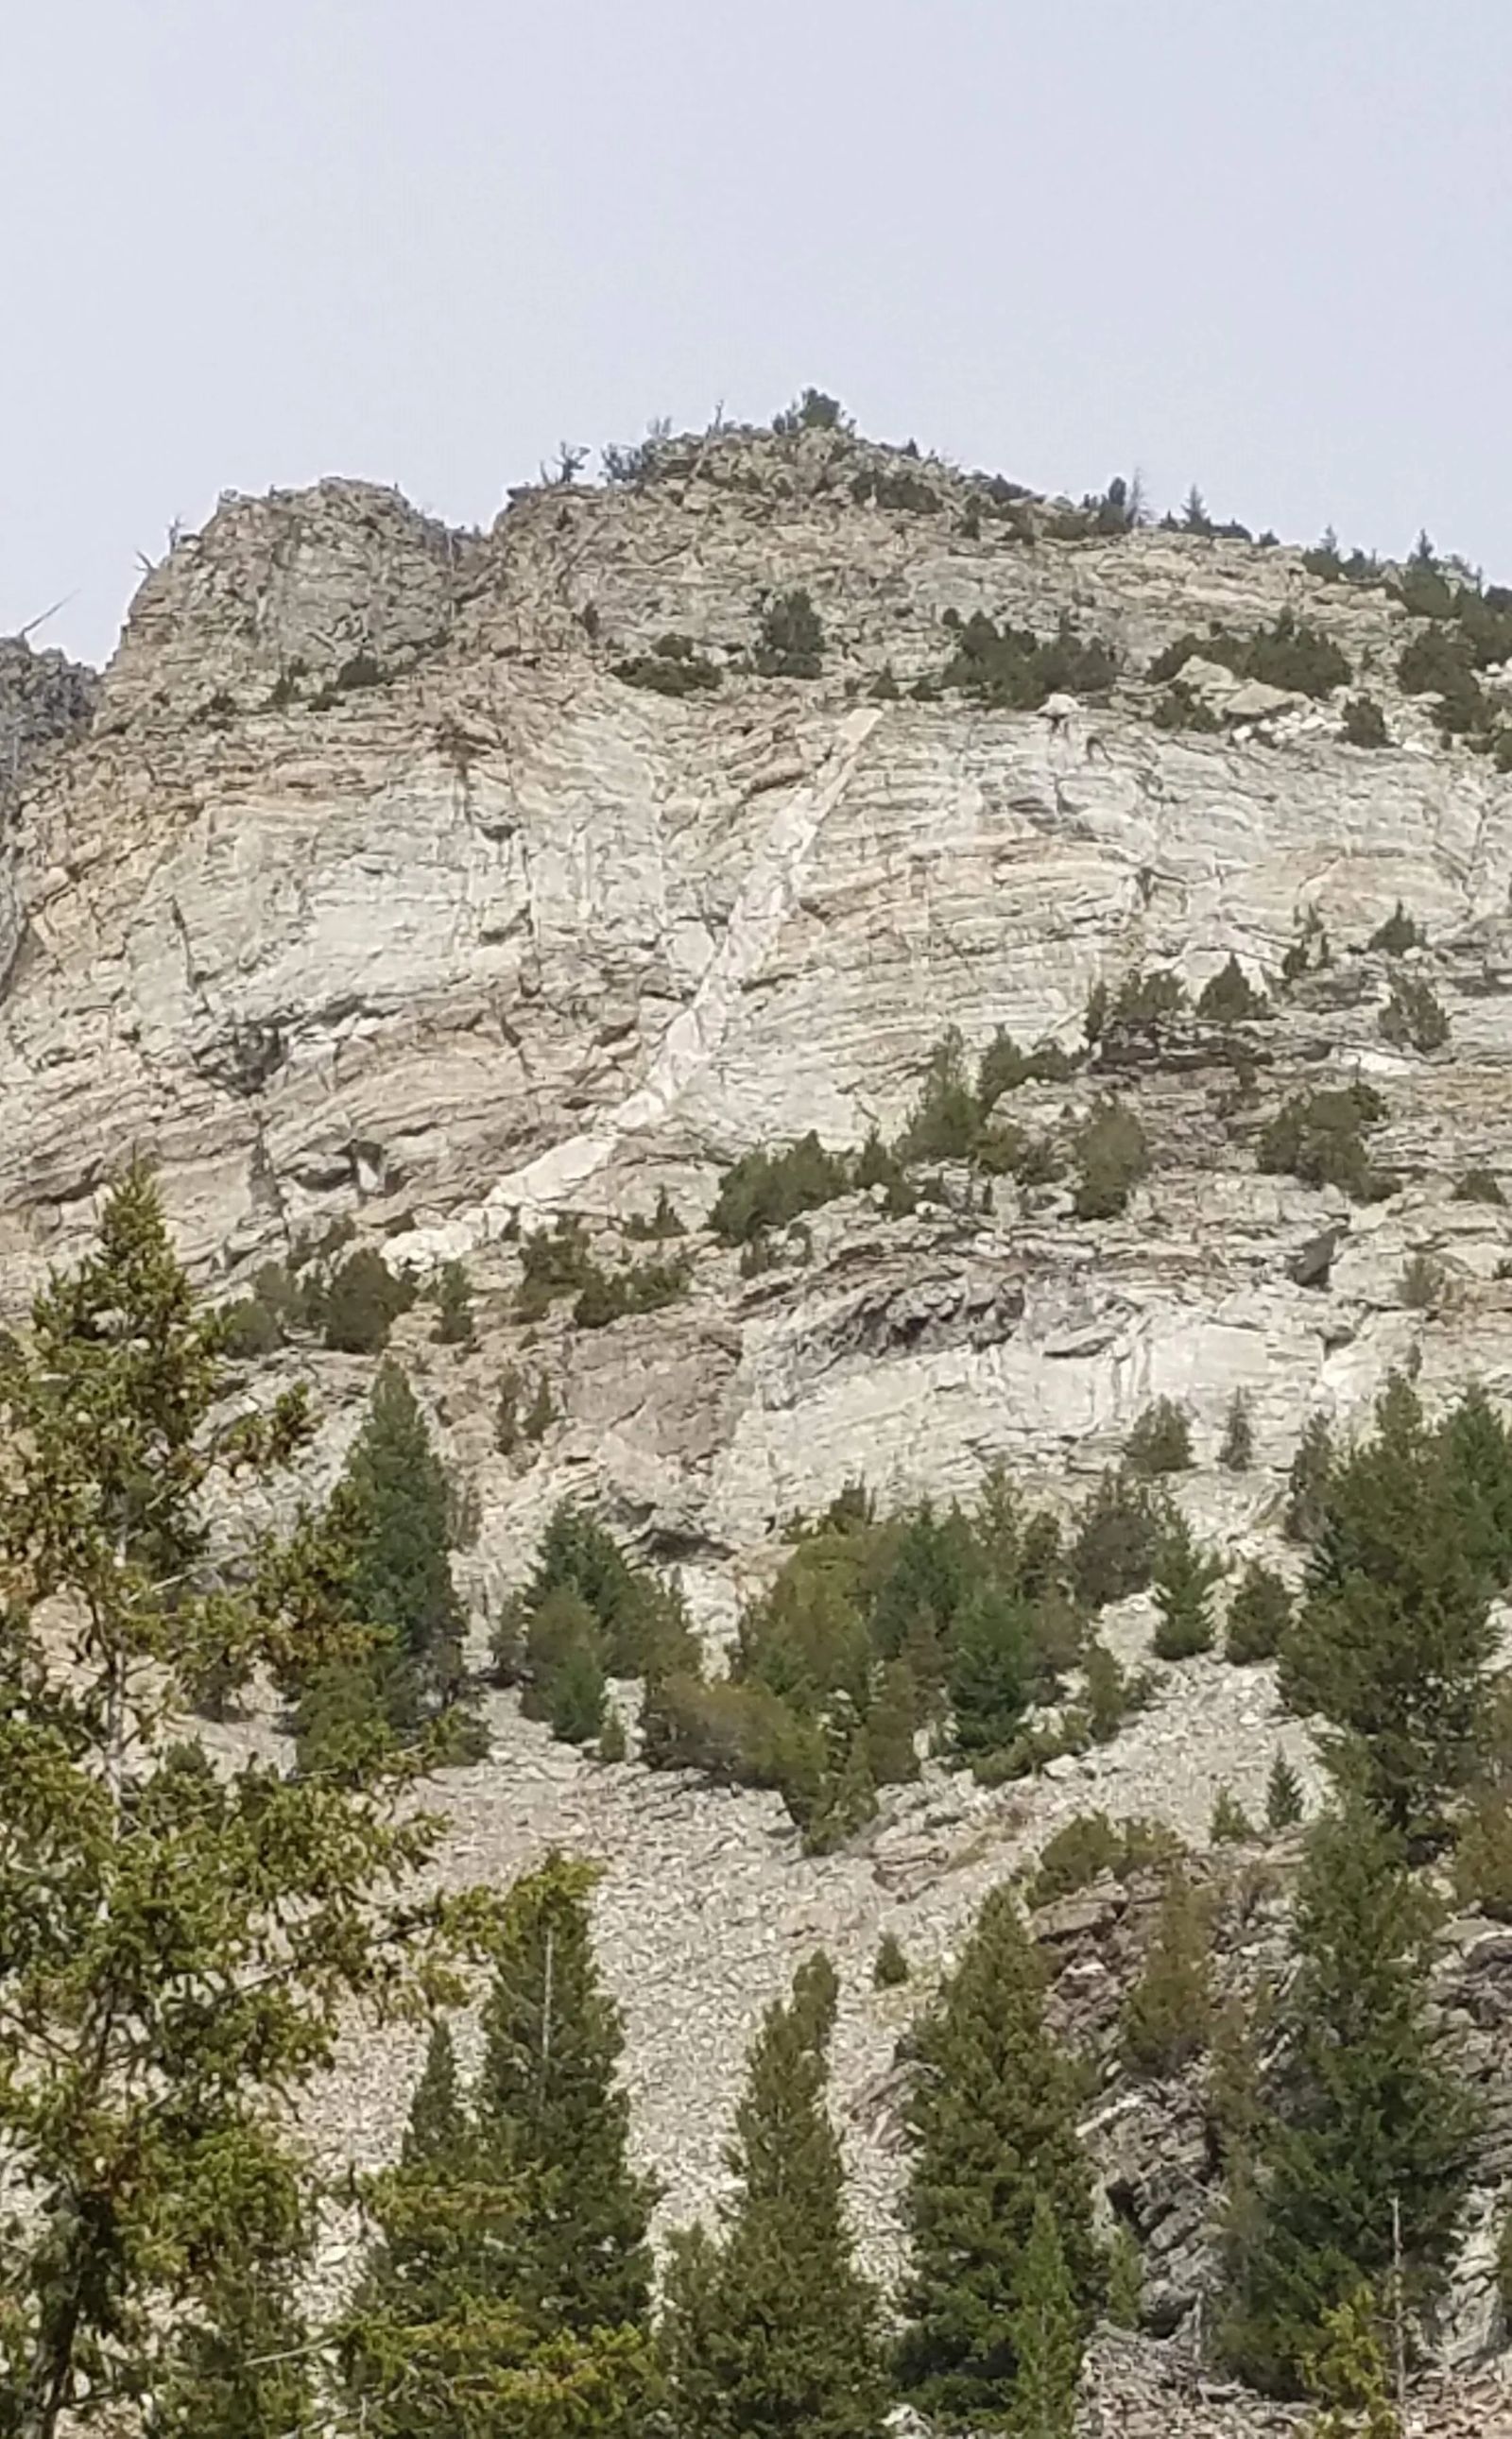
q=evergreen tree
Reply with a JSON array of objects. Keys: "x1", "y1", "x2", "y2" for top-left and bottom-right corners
[
  {"x1": 1105, "y1": 2224, "x2": 1143, "y2": 2330},
  {"x1": 1152, "y1": 1516, "x2": 1221, "y2": 1659},
  {"x1": 1008, "y1": 2193, "x2": 1082, "y2": 2439},
  {"x1": 1266, "y1": 1750, "x2": 1306, "y2": 1831},
  {"x1": 898, "y1": 1887, "x2": 1098, "y2": 2419},
  {"x1": 477, "y1": 1855, "x2": 654, "y2": 2337},
  {"x1": 1225, "y1": 1560, "x2": 1294, "y2": 1665},
  {"x1": 346, "y1": 2014, "x2": 652, "y2": 2439},
  {"x1": 1121, "y1": 1868, "x2": 1214, "y2": 2077},
  {"x1": 0, "y1": 1164, "x2": 485, "y2": 2439},
  {"x1": 865, "y1": 1657, "x2": 921, "y2": 1784},
  {"x1": 1221, "y1": 1799, "x2": 1479, "y2": 2395},
  {"x1": 1219, "y1": 1388, "x2": 1256, "y2": 1471},
  {"x1": 433, "y1": 1259, "x2": 476, "y2": 1348},
  {"x1": 662, "y1": 1953, "x2": 885, "y2": 2439},
  {"x1": 1285, "y1": 1416, "x2": 1335, "y2": 1544},
  {"x1": 335, "y1": 1360, "x2": 465, "y2": 1708},
  {"x1": 1280, "y1": 1379, "x2": 1500, "y2": 1838},
  {"x1": 1301, "y1": 2287, "x2": 1402, "y2": 2439},
  {"x1": 154, "y1": 2250, "x2": 316, "y2": 2439},
  {"x1": 949, "y1": 1584, "x2": 1035, "y2": 1756}
]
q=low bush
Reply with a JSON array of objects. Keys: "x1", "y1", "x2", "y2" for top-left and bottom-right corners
[
  {"x1": 1400, "y1": 1251, "x2": 1445, "y2": 1311},
  {"x1": 1456, "y1": 1168, "x2": 1505, "y2": 1206},
  {"x1": 1224, "y1": 1562, "x2": 1293, "y2": 1665},
  {"x1": 432, "y1": 1260, "x2": 475, "y2": 1348},
  {"x1": 625, "y1": 1186, "x2": 686, "y2": 1241},
  {"x1": 1125, "y1": 1398, "x2": 1194, "y2": 1479},
  {"x1": 613, "y1": 633, "x2": 722, "y2": 696},
  {"x1": 1380, "y1": 974, "x2": 1450, "y2": 1054},
  {"x1": 1453, "y1": 1793, "x2": 1512, "y2": 1920},
  {"x1": 772, "y1": 387, "x2": 850, "y2": 435},
  {"x1": 1341, "y1": 696, "x2": 1389, "y2": 748},
  {"x1": 515, "y1": 1216, "x2": 594, "y2": 1319},
  {"x1": 322, "y1": 1249, "x2": 417, "y2": 1354},
  {"x1": 710, "y1": 1133, "x2": 851, "y2": 1243},
  {"x1": 1368, "y1": 902, "x2": 1424, "y2": 954},
  {"x1": 1283, "y1": 1416, "x2": 1335, "y2": 1544},
  {"x1": 872, "y1": 1931, "x2": 911, "y2": 1987},
  {"x1": 938, "y1": 609, "x2": 1118, "y2": 710},
  {"x1": 1280, "y1": 905, "x2": 1332, "y2": 985},
  {"x1": 1112, "y1": 968, "x2": 1189, "y2": 1029},
  {"x1": 572, "y1": 1250, "x2": 692, "y2": 1329},
  {"x1": 1197, "y1": 956, "x2": 1268, "y2": 1023},
  {"x1": 1073, "y1": 1098, "x2": 1150, "y2": 1219},
  {"x1": 1256, "y1": 1081, "x2": 1387, "y2": 1201},
  {"x1": 1152, "y1": 679, "x2": 1222, "y2": 733},
  {"x1": 1149, "y1": 612, "x2": 1350, "y2": 698},
  {"x1": 1028, "y1": 1810, "x2": 1182, "y2": 1907},
  {"x1": 754, "y1": 590, "x2": 825, "y2": 678},
  {"x1": 1209, "y1": 1785, "x2": 1255, "y2": 1844}
]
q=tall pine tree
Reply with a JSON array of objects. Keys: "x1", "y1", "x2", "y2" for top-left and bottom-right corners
[
  {"x1": 1008, "y1": 2193, "x2": 1082, "y2": 2439},
  {"x1": 662, "y1": 1953, "x2": 885, "y2": 2439},
  {"x1": 334, "y1": 1359, "x2": 466, "y2": 1709},
  {"x1": 476, "y1": 1854, "x2": 654, "y2": 2336},
  {"x1": 346, "y1": 2014, "x2": 653, "y2": 2439},
  {"x1": 1221, "y1": 1798, "x2": 1478, "y2": 2395},
  {"x1": 897, "y1": 1886, "x2": 1099, "y2": 2420}
]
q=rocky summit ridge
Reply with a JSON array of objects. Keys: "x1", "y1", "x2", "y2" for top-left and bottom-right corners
[{"x1": 6, "y1": 414, "x2": 1512, "y2": 2430}]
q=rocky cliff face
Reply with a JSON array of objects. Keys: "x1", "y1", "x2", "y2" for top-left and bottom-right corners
[{"x1": 9, "y1": 424, "x2": 1512, "y2": 2425}]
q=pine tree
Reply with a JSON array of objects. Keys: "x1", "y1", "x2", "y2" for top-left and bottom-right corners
[
  {"x1": 949, "y1": 1583, "x2": 1035, "y2": 1756},
  {"x1": 1221, "y1": 1799, "x2": 1479, "y2": 2394},
  {"x1": 1009, "y1": 2193, "x2": 1082, "y2": 2439},
  {"x1": 865, "y1": 1657, "x2": 921, "y2": 1784},
  {"x1": 346, "y1": 2012, "x2": 653, "y2": 2439},
  {"x1": 433, "y1": 1260, "x2": 476, "y2": 1348},
  {"x1": 154, "y1": 2252, "x2": 316, "y2": 2439},
  {"x1": 1280, "y1": 1379, "x2": 1500, "y2": 1838},
  {"x1": 1211, "y1": 1785, "x2": 1256, "y2": 1844},
  {"x1": 0, "y1": 1163, "x2": 486, "y2": 2439},
  {"x1": 1225, "y1": 1560, "x2": 1294, "y2": 1664},
  {"x1": 1266, "y1": 1750, "x2": 1305, "y2": 1831},
  {"x1": 662, "y1": 1953, "x2": 885, "y2": 2439},
  {"x1": 1219, "y1": 1388, "x2": 1256, "y2": 1471},
  {"x1": 334, "y1": 1359, "x2": 465, "y2": 1708},
  {"x1": 1152, "y1": 1516, "x2": 1221, "y2": 1659},
  {"x1": 1301, "y1": 2287, "x2": 1402, "y2": 2438},
  {"x1": 1121, "y1": 1868, "x2": 1215, "y2": 2077},
  {"x1": 1105, "y1": 2224, "x2": 1143, "y2": 2330},
  {"x1": 898, "y1": 1887, "x2": 1098, "y2": 2418},
  {"x1": 477, "y1": 1855, "x2": 654, "y2": 2336}
]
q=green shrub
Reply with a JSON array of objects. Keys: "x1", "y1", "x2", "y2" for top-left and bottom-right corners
[
  {"x1": 1452, "y1": 1795, "x2": 1512, "y2": 1918},
  {"x1": 1106, "y1": 2226, "x2": 1143, "y2": 2329},
  {"x1": 613, "y1": 633, "x2": 722, "y2": 696},
  {"x1": 1280, "y1": 904, "x2": 1332, "y2": 985},
  {"x1": 1121, "y1": 1869, "x2": 1215, "y2": 2077},
  {"x1": 1264, "y1": 1750, "x2": 1304, "y2": 1830},
  {"x1": 1342, "y1": 696, "x2": 1389, "y2": 748},
  {"x1": 1398, "y1": 625, "x2": 1493, "y2": 737},
  {"x1": 710, "y1": 1133, "x2": 850, "y2": 1243},
  {"x1": 1125, "y1": 1398, "x2": 1194, "y2": 1478},
  {"x1": 1400, "y1": 1252, "x2": 1445, "y2": 1311},
  {"x1": 1219, "y1": 1389, "x2": 1256, "y2": 1471},
  {"x1": 1284, "y1": 1417, "x2": 1335, "y2": 1544},
  {"x1": 1455, "y1": 1167, "x2": 1504, "y2": 1205},
  {"x1": 292, "y1": 1656, "x2": 395, "y2": 1778},
  {"x1": 1367, "y1": 901, "x2": 1424, "y2": 954},
  {"x1": 1149, "y1": 612, "x2": 1350, "y2": 699},
  {"x1": 772, "y1": 387, "x2": 849, "y2": 435},
  {"x1": 1380, "y1": 974, "x2": 1449, "y2": 1054},
  {"x1": 1073, "y1": 1099, "x2": 1150, "y2": 1219},
  {"x1": 755, "y1": 590, "x2": 825, "y2": 678},
  {"x1": 1224, "y1": 1561, "x2": 1293, "y2": 1664},
  {"x1": 1081, "y1": 1639, "x2": 1151, "y2": 1743},
  {"x1": 974, "y1": 1028, "x2": 1076, "y2": 1108},
  {"x1": 597, "y1": 1709, "x2": 627, "y2": 1763},
  {"x1": 432, "y1": 1259, "x2": 475, "y2": 1348},
  {"x1": 572, "y1": 1249, "x2": 692, "y2": 1329},
  {"x1": 322, "y1": 1249, "x2": 416, "y2": 1354},
  {"x1": 1028, "y1": 1811, "x2": 1182, "y2": 1907},
  {"x1": 625, "y1": 1186, "x2": 686, "y2": 1241},
  {"x1": 1197, "y1": 956, "x2": 1268, "y2": 1022},
  {"x1": 548, "y1": 1636, "x2": 608, "y2": 1745},
  {"x1": 873, "y1": 1931, "x2": 911, "y2": 1988},
  {"x1": 219, "y1": 1292, "x2": 284, "y2": 1362},
  {"x1": 938, "y1": 610, "x2": 1117, "y2": 710},
  {"x1": 1256, "y1": 1082, "x2": 1386, "y2": 1201},
  {"x1": 515, "y1": 1216, "x2": 594, "y2": 1317},
  {"x1": 896, "y1": 1028, "x2": 983, "y2": 1163},
  {"x1": 1152, "y1": 1518, "x2": 1222, "y2": 1659},
  {"x1": 1209, "y1": 1785, "x2": 1255, "y2": 1844},
  {"x1": 1112, "y1": 968, "x2": 1188, "y2": 1028},
  {"x1": 1070, "y1": 1467, "x2": 1165, "y2": 1608},
  {"x1": 1152, "y1": 679, "x2": 1222, "y2": 732}
]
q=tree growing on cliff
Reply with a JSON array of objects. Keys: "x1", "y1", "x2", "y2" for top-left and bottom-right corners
[
  {"x1": 662, "y1": 1953, "x2": 885, "y2": 2439},
  {"x1": 332, "y1": 1359, "x2": 467, "y2": 1714},
  {"x1": 897, "y1": 1886, "x2": 1099, "y2": 2419},
  {"x1": 475, "y1": 1856, "x2": 655, "y2": 2338},
  {"x1": 1220, "y1": 1799, "x2": 1478, "y2": 2396},
  {"x1": 345, "y1": 2014, "x2": 654, "y2": 2439},
  {"x1": 0, "y1": 1162, "x2": 491, "y2": 2439}
]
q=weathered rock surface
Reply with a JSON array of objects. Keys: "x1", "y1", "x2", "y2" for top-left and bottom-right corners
[{"x1": 13, "y1": 423, "x2": 1512, "y2": 2427}]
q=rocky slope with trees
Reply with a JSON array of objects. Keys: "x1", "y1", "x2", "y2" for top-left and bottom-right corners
[{"x1": 3, "y1": 399, "x2": 1512, "y2": 2433}]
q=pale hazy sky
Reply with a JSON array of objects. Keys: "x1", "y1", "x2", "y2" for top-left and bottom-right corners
[{"x1": 6, "y1": 1, "x2": 1512, "y2": 666}]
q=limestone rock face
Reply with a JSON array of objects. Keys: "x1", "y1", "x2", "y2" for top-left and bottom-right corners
[{"x1": 9, "y1": 426, "x2": 1512, "y2": 2422}]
